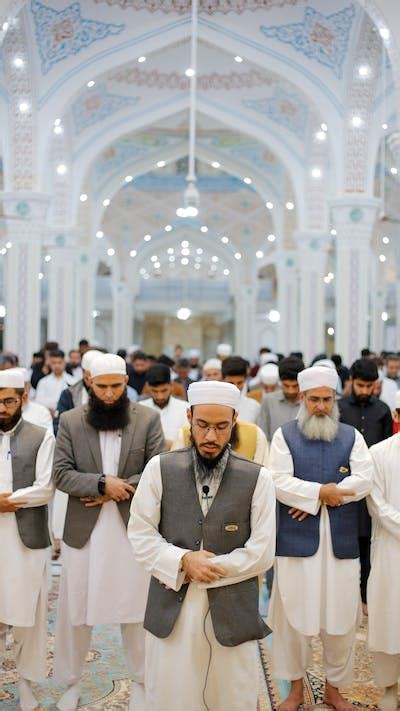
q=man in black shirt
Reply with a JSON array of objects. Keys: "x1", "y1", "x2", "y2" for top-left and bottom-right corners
[{"x1": 338, "y1": 358, "x2": 393, "y2": 613}]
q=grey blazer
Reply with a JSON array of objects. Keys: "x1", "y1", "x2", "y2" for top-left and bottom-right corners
[{"x1": 53, "y1": 402, "x2": 165, "y2": 548}]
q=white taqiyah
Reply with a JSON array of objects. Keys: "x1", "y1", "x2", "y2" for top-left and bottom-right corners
[
  {"x1": 298, "y1": 365, "x2": 338, "y2": 392},
  {"x1": 259, "y1": 363, "x2": 279, "y2": 385},
  {"x1": 81, "y1": 349, "x2": 104, "y2": 372},
  {"x1": 90, "y1": 353, "x2": 127, "y2": 378},
  {"x1": 216, "y1": 343, "x2": 232, "y2": 357},
  {"x1": 188, "y1": 380, "x2": 240, "y2": 411},
  {"x1": 0, "y1": 369, "x2": 25, "y2": 389},
  {"x1": 260, "y1": 352, "x2": 279, "y2": 364},
  {"x1": 203, "y1": 358, "x2": 222, "y2": 372}
]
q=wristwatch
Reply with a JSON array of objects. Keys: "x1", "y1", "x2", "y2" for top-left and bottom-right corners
[{"x1": 98, "y1": 474, "x2": 106, "y2": 496}]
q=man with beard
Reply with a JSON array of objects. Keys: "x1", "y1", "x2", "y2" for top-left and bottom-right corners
[
  {"x1": 0, "y1": 369, "x2": 54, "y2": 710},
  {"x1": 338, "y1": 358, "x2": 392, "y2": 614},
  {"x1": 140, "y1": 364, "x2": 188, "y2": 450},
  {"x1": 53, "y1": 349, "x2": 103, "y2": 433},
  {"x1": 258, "y1": 356, "x2": 303, "y2": 441},
  {"x1": 52, "y1": 353, "x2": 164, "y2": 711},
  {"x1": 268, "y1": 366, "x2": 372, "y2": 711},
  {"x1": 128, "y1": 381, "x2": 276, "y2": 710}
]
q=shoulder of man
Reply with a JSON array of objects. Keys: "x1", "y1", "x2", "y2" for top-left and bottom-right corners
[
  {"x1": 19, "y1": 418, "x2": 47, "y2": 439},
  {"x1": 370, "y1": 395, "x2": 392, "y2": 415},
  {"x1": 131, "y1": 400, "x2": 162, "y2": 421},
  {"x1": 229, "y1": 448, "x2": 262, "y2": 472},
  {"x1": 58, "y1": 403, "x2": 87, "y2": 427}
]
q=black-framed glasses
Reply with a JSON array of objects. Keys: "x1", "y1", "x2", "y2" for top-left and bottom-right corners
[
  {"x1": 193, "y1": 419, "x2": 231, "y2": 433},
  {"x1": 0, "y1": 397, "x2": 21, "y2": 408}
]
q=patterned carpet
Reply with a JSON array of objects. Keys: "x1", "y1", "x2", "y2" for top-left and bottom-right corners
[{"x1": 0, "y1": 576, "x2": 383, "y2": 710}]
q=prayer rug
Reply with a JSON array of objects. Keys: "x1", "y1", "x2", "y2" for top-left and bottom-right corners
[
  {"x1": 0, "y1": 577, "x2": 276, "y2": 710},
  {"x1": 0, "y1": 577, "x2": 384, "y2": 710},
  {"x1": 257, "y1": 614, "x2": 382, "y2": 710}
]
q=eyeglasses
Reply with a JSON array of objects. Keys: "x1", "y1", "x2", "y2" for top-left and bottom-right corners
[
  {"x1": 193, "y1": 419, "x2": 231, "y2": 433},
  {"x1": 0, "y1": 397, "x2": 21, "y2": 408}
]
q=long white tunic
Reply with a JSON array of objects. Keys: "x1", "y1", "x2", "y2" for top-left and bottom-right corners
[
  {"x1": 128, "y1": 454, "x2": 276, "y2": 709},
  {"x1": 268, "y1": 427, "x2": 372, "y2": 636},
  {"x1": 367, "y1": 434, "x2": 400, "y2": 653},
  {"x1": 62, "y1": 430, "x2": 149, "y2": 626},
  {"x1": 237, "y1": 394, "x2": 261, "y2": 424},
  {"x1": 140, "y1": 396, "x2": 188, "y2": 442},
  {"x1": 0, "y1": 425, "x2": 55, "y2": 626},
  {"x1": 34, "y1": 371, "x2": 76, "y2": 411}
]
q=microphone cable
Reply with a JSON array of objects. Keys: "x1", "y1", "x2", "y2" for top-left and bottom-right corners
[{"x1": 202, "y1": 606, "x2": 212, "y2": 711}]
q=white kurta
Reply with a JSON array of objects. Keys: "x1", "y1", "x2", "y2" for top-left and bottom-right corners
[
  {"x1": 268, "y1": 427, "x2": 372, "y2": 637},
  {"x1": 237, "y1": 394, "x2": 261, "y2": 424},
  {"x1": 34, "y1": 371, "x2": 76, "y2": 411},
  {"x1": 0, "y1": 425, "x2": 55, "y2": 627},
  {"x1": 23, "y1": 400, "x2": 53, "y2": 431},
  {"x1": 367, "y1": 434, "x2": 400, "y2": 654},
  {"x1": 61, "y1": 430, "x2": 149, "y2": 626},
  {"x1": 140, "y1": 396, "x2": 188, "y2": 442},
  {"x1": 128, "y1": 454, "x2": 276, "y2": 710}
]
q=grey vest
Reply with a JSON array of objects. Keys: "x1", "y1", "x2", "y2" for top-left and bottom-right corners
[
  {"x1": 277, "y1": 420, "x2": 358, "y2": 559},
  {"x1": 144, "y1": 447, "x2": 269, "y2": 647},
  {"x1": 11, "y1": 419, "x2": 50, "y2": 549}
]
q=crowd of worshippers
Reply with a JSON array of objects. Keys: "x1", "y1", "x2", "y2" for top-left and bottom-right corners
[{"x1": 1, "y1": 341, "x2": 400, "y2": 711}]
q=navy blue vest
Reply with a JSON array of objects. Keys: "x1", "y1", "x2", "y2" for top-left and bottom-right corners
[{"x1": 277, "y1": 420, "x2": 358, "y2": 559}]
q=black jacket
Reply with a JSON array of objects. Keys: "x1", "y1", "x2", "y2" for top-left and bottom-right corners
[{"x1": 338, "y1": 394, "x2": 393, "y2": 448}]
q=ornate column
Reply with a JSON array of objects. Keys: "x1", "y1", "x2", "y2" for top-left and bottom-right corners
[
  {"x1": 47, "y1": 232, "x2": 77, "y2": 350},
  {"x1": 112, "y1": 280, "x2": 133, "y2": 351},
  {"x1": 369, "y1": 258, "x2": 386, "y2": 353},
  {"x1": 0, "y1": 192, "x2": 50, "y2": 365},
  {"x1": 330, "y1": 197, "x2": 380, "y2": 365},
  {"x1": 73, "y1": 251, "x2": 96, "y2": 345},
  {"x1": 387, "y1": 132, "x2": 400, "y2": 173},
  {"x1": 395, "y1": 280, "x2": 400, "y2": 349},
  {"x1": 294, "y1": 232, "x2": 330, "y2": 365},
  {"x1": 276, "y1": 251, "x2": 298, "y2": 356},
  {"x1": 234, "y1": 277, "x2": 257, "y2": 361}
]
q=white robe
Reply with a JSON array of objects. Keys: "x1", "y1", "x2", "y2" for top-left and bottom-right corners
[
  {"x1": 0, "y1": 425, "x2": 55, "y2": 627},
  {"x1": 128, "y1": 454, "x2": 276, "y2": 710},
  {"x1": 140, "y1": 396, "x2": 188, "y2": 442},
  {"x1": 61, "y1": 430, "x2": 149, "y2": 625},
  {"x1": 268, "y1": 427, "x2": 372, "y2": 637},
  {"x1": 367, "y1": 434, "x2": 400, "y2": 654},
  {"x1": 237, "y1": 394, "x2": 261, "y2": 424}
]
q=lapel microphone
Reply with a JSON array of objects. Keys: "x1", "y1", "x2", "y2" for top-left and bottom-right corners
[{"x1": 202, "y1": 485, "x2": 211, "y2": 512}]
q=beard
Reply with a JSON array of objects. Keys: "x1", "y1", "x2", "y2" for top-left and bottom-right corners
[
  {"x1": 87, "y1": 390, "x2": 130, "y2": 431},
  {"x1": 0, "y1": 405, "x2": 23, "y2": 432},
  {"x1": 297, "y1": 402, "x2": 339, "y2": 442},
  {"x1": 351, "y1": 387, "x2": 371, "y2": 404}
]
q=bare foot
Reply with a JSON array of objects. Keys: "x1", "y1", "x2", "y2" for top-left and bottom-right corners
[
  {"x1": 278, "y1": 679, "x2": 304, "y2": 711},
  {"x1": 362, "y1": 602, "x2": 368, "y2": 616},
  {"x1": 323, "y1": 681, "x2": 356, "y2": 711}
]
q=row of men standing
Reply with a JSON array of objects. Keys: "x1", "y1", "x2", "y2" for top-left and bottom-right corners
[{"x1": 1, "y1": 353, "x2": 400, "y2": 710}]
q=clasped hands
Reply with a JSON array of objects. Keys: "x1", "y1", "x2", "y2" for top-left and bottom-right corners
[
  {"x1": 80, "y1": 475, "x2": 136, "y2": 508},
  {"x1": 0, "y1": 492, "x2": 27, "y2": 513},
  {"x1": 180, "y1": 550, "x2": 227, "y2": 584},
  {"x1": 289, "y1": 482, "x2": 355, "y2": 522}
]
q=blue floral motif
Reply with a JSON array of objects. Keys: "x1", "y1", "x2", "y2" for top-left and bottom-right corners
[
  {"x1": 71, "y1": 83, "x2": 139, "y2": 134},
  {"x1": 260, "y1": 4, "x2": 355, "y2": 79},
  {"x1": 31, "y1": 0, "x2": 125, "y2": 75},
  {"x1": 243, "y1": 88, "x2": 308, "y2": 139}
]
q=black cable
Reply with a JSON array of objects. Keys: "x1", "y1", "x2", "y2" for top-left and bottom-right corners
[{"x1": 202, "y1": 607, "x2": 212, "y2": 711}]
